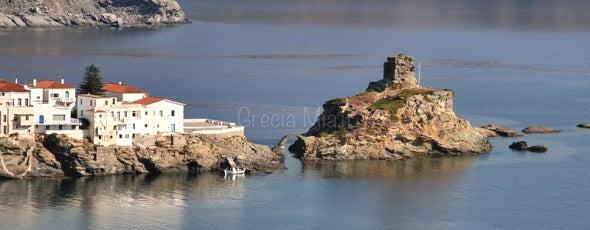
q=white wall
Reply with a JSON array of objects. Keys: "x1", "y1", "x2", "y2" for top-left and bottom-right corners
[{"x1": 145, "y1": 100, "x2": 184, "y2": 134}]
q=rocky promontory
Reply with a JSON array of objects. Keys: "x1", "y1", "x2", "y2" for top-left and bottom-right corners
[
  {"x1": 0, "y1": 134, "x2": 283, "y2": 179},
  {"x1": 0, "y1": 0, "x2": 188, "y2": 28},
  {"x1": 289, "y1": 54, "x2": 491, "y2": 160}
]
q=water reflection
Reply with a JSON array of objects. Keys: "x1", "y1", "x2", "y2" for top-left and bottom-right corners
[
  {"x1": 0, "y1": 173, "x2": 244, "y2": 229},
  {"x1": 302, "y1": 156, "x2": 477, "y2": 178}
]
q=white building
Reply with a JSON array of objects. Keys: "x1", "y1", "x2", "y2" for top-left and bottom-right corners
[
  {"x1": 103, "y1": 82, "x2": 147, "y2": 102},
  {"x1": 25, "y1": 79, "x2": 82, "y2": 139},
  {"x1": 0, "y1": 79, "x2": 82, "y2": 139},
  {"x1": 0, "y1": 79, "x2": 35, "y2": 137},
  {"x1": 77, "y1": 84, "x2": 185, "y2": 146}
]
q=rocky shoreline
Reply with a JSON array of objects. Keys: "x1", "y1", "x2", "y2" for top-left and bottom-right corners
[
  {"x1": 288, "y1": 54, "x2": 492, "y2": 160},
  {"x1": 0, "y1": 0, "x2": 189, "y2": 28},
  {"x1": 0, "y1": 134, "x2": 284, "y2": 179}
]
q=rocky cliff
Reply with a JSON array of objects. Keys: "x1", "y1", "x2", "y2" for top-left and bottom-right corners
[
  {"x1": 0, "y1": 134, "x2": 283, "y2": 179},
  {"x1": 289, "y1": 54, "x2": 491, "y2": 160},
  {"x1": 0, "y1": 0, "x2": 188, "y2": 28}
]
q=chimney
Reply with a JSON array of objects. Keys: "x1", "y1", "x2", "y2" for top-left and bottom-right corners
[
  {"x1": 14, "y1": 78, "x2": 18, "y2": 84},
  {"x1": 60, "y1": 79, "x2": 64, "y2": 84},
  {"x1": 33, "y1": 79, "x2": 37, "y2": 87},
  {"x1": 118, "y1": 81, "x2": 122, "y2": 85}
]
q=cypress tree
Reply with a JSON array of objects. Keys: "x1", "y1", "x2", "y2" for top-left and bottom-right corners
[{"x1": 78, "y1": 64, "x2": 105, "y2": 95}]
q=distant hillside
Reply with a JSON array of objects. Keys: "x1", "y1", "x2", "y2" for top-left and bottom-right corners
[{"x1": 0, "y1": 0, "x2": 188, "y2": 28}]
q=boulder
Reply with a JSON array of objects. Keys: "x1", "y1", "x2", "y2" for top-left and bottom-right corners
[
  {"x1": 527, "y1": 145, "x2": 548, "y2": 153},
  {"x1": 476, "y1": 127, "x2": 500, "y2": 137},
  {"x1": 522, "y1": 126, "x2": 560, "y2": 134},
  {"x1": 480, "y1": 124, "x2": 523, "y2": 137},
  {"x1": 577, "y1": 122, "x2": 590, "y2": 129},
  {"x1": 509, "y1": 141, "x2": 528, "y2": 151}
]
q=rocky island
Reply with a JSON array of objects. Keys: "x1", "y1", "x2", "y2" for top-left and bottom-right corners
[
  {"x1": 0, "y1": 134, "x2": 283, "y2": 179},
  {"x1": 0, "y1": 0, "x2": 188, "y2": 28},
  {"x1": 288, "y1": 54, "x2": 491, "y2": 160}
]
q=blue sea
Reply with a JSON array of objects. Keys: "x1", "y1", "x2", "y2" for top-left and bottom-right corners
[{"x1": 1, "y1": 0, "x2": 589, "y2": 229}]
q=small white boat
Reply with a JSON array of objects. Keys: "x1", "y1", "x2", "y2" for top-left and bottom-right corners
[{"x1": 224, "y1": 166, "x2": 246, "y2": 175}]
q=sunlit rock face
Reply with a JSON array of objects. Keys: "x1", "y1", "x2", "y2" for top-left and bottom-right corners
[
  {"x1": 290, "y1": 54, "x2": 491, "y2": 160},
  {"x1": 0, "y1": 0, "x2": 189, "y2": 28}
]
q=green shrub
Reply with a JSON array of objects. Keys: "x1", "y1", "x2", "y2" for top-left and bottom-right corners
[{"x1": 370, "y1": 98, "x2": 406, "y2": 122}]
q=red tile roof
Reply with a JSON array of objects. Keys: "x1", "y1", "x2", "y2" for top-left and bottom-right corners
[
  {"x1": 132, "y1": 96, "x2": 165, "y2": 105},
  {"x1": 102, "y1": 83, "x2": 146, "y2": 94},
  {"x1": 0, "y1": 79, "x2": 29, "y2": 92},
  {"x1": 29, "y1": 80, "x2": 74, "y2": 89}
]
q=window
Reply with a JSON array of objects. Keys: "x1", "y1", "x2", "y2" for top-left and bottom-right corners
[
  {"x1": 24, "y1": 99, "x2": 28, "y2": 106},
  {"x1": 119, "y1": 134, "x2": 122, "y2": 139},
  {"x1": 98, "y1": 135, "x2": 102, "y2": 140},
  {"x1": 1, "y1": 93, "x2": 4, "y2": 96},
  {"x1": 65, "y1": 91, "x2": 70, "y2": 98},
  {"x1": 3, "y1": 115, "x2": 6, "y2": 122},
  {"x1": 17, "y1": 99, "x2": 21, "y2": 106},
  {"x1": 144, "y1": 124, "x2": 148, "y2": 128},
  {"x1": 106, "y1": 100, "x2": 109, "y2": 105},
  {"x1": 3, "y1": 126, "x2": 7, "y2": 134},
  {"x1": 112, "y1": 99, "x2": 115, "y2": 104},
  {"x1": 132, "y1": 111, "x2": 137, "y2": 117},
  {"x1": 52, "y1": 93, "x2": 59, "y2": 98},
  {"x1": 145, "y1": 111, "x2": 148, "y2": 116},
  {"x1": 25, "y1": 116, "x2": 29, "y2": 121},
  {"x1": 58, "y1": 125, "x2": 63, "y2": 130},
  {"x1": 52, "y1": 115, "x2": 66, "y2": 121},
  {"x1": 124, "y1": 111, "x2": 128, "y2": 117},
  {"x1": 90, "y1": 100, "x2": 93, "y2": 106},
  {"x1": 159, "y1": 110, "x2": 163, "y2": 117},
  {"x1": 80, "y1": 99, "x2": 83, "y2": 105},
  {"x1": 81, "y1": 111, "x2": 84, "y2": 116},
  {"x1": 99, "y1": 114, "x2": 103, "y2": 118},
  {"x1": 132, "y1": 124, "x2": 136, "y2": 129},
  {"x1": 125, "y1": 134, "x2": 129, "y2": 138},
  {"x1": 171, "y1": 110, "x2": 175, "y2": 117},
  {"x1": 36, "y1": 96, "x2": 40, "y2": 100},
  {"x1": 117, "y1": 112, "x2": 121, "y2": 120},
  {"x1": 71, "y1": 125, "x2": 76, "y2": 129},
  {"x1": 47, "y1": 126, "x2": 51, "y2": 130},
  {"x1": 111, "y1": 112, "x2": 114, "y2": 117}
]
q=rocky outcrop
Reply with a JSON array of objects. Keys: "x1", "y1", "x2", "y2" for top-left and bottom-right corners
[
  {"x1": 577, "y1": 123, "x2": 590, "y2": 129},
  {"x1": 480, "y1": 124, "x2": 523, "y2": 137},
  {"x1": 289, "y1": 54, "x2": 491, "y2": 160},
  {"x1": 508, "y1": 141, "x2": 548, "y2": 153},
  {"x1": 509, "y1": 141, "x2": 528, "y2": 151},
  {"x1": 0, "y1": 133, "x2": 283, "y2": 179},
  {"x1": 0, "y1": 0, "x2": 188, "y2": 28},
  {"x1": 527, "y1": 145, "x2": 548, "y2": 153},
  {"x1": 522, "y1": 126, "x2": 560, "y2": 134}
]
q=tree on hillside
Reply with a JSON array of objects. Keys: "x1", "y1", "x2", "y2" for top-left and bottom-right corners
[{"x1": 78, "y1": 64, "x2": 105, "y2": 95}]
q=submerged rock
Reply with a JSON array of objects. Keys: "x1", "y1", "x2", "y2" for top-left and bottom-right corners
[
  {"x1": 289, "y1": 54, "x2": 491, "y2": 160},
  {"x1": 509, "y1": 141, "x2": 528, "y2": 151},
  {"x1": 480, "y1": 125, "x2": 523, "y2": 137},
  {"x1": 522, "y1": 126, "x2": 560, "y2": 134},
  {"x1": 527, "y1": 145, "x2": 548, "y2": 153},
  {"x1": 0, "y1": 0, "x2": 189, "y2": 28},
  {"x1": 0, "y1": 134, "x2": 284, "y2": 179},
  {"x1": 577, "y1": 123, "x2": 590, "y2": 129}
]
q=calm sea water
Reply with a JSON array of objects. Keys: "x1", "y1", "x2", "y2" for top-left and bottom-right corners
[{"x1": 1, "y1": 0, "x2": 590, "y2": 229}]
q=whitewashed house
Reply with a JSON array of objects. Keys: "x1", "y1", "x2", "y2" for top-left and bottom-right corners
[
  {"x1": 25, "y1": 79, "x2": 82, "y2": 139},
  {"x1": 77, "y1": 83, "x2": 184, "y2": 146},
  {"x1": 103, "y1": 82, "x2": 146, "y2": 102},
  {"x1": 0, "y1": 79, "x2": 35, "y2": 137}
]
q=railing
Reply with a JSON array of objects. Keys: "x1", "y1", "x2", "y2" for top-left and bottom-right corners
[{"x1": 184, "y1": 118, "x2": 237, "y2": 127}]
